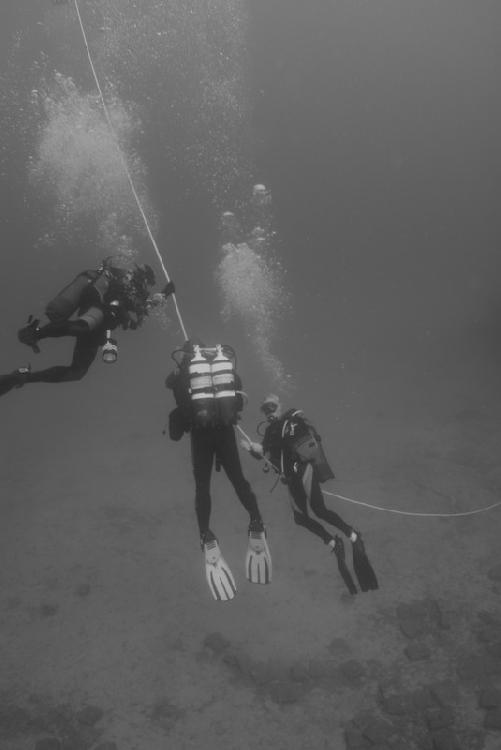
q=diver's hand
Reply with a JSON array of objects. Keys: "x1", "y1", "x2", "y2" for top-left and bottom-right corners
[
  {"x1": 162, "y1": 280, "x2": 176, "y2": 298},
  {"x1": 148, "y1": 293, "x2": 166, "y2": 307},
  {"x1": 240, "y1": 440, "x2": 263, "y2": 459}
]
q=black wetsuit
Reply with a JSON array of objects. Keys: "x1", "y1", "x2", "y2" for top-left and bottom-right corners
[
  {"x1": 0, "y1": 266, "x2": 164, "y2": 398},
  {"x1": 262, "y1": 409, "x2": 353, "y2": 545},
  {"x1": 25, "y1": 310, "x2": 109, "y2": 384},
  {"x1": 166, "y1": 366, "x2": 263, "y2": 540},
  {"x1": 24, "y1": 274, "x2": 147, "y2": 384}
]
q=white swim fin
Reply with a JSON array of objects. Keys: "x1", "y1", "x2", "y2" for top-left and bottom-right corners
[
  {"x1": 245, "y1": 529, "x2": 272, "y2": 585},
  {"x1": 204, "y1": 537, "x2": 237, "y2": 602}
]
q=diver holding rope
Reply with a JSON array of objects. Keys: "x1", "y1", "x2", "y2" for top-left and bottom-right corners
[
  {"x1": 166, "y1": 339, "x2": 271, "y2": 601},
  {"x1": 241, "y1": 394, "x2": 379, "y2": 595}
]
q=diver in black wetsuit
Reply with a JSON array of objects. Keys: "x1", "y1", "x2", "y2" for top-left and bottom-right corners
[
  {"x1": 0, "y1": 262, "x2": 174, "y2": 396},
  {"x1": 244, "y1": 394, "x2": 354, "y2": 542},
  {"x1": 242, "y1": 394, "x2": 378, "y2": 594},
  {"x1": 165, "y1": 340, "x2": 265, "y2": 546}
]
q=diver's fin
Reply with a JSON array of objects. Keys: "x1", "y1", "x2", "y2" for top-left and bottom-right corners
[
  {"x1": 0, "y1": 366, "x2": 31, "y2": 398},
  {"x1": 204, "y1": 538, "x2": 236, "y2": 602},
  {"x1": 18, "y1": 316, "x2": 41, "y2": 354},
  {"x1": 245, "y1": 528, "x2": 272, "y2": 585},
  {"x1": 0, "y1": 373, "x2": 18, "y2": 397},
  {"x1": 331, "y1": 536, "x2": 358, "y2": 595},
  {"x1": 352, "y1": 533, "x2": 379, "y2": 592}
]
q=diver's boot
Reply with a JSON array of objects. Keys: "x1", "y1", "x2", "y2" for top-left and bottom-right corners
[
  {"x1": 248, "y1": 517, "x2": 265, "y2": 534},
  {"x1": 15, "y1": 365, "x2": 31, "y2": 387},
  {"x1": 0, "y1": 365, "x2": 31, "y2": 397},
  {"x1": 200, "y1": 528, "x2": 217, "y2": 550},
  {"x1": 18, "y1": 316, "x2": 41, "y2": 353}
]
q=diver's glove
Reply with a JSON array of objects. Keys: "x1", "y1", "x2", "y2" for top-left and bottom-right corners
[{"x1": 162, "y1": 281, "x2": 176, "y2": 298}]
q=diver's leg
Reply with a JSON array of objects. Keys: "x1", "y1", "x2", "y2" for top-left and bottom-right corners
[
  {"x1": 18, "y1": 318, "x2": 89, "y2": 350},
  {"x1": 191, "y1": 430, "x2": 215, "y2": 541},
  {"x1": 288, "y1": 475, "x2": 333, "y2": 544},
  {"x1": 24, "y1": 335, "x2": 99, "y2": 384},
  {"x1": 309, "y1": 477, "x2": 353, "y2": 537},
  {"x1": 217, "y1": 427, "x2": 263, "y2": 527},
  {"x1": 37, "y1": 319, "x2": 90, "y2": 339},
  {"x1": 19, "y1": 304, "x2": 104, "y2": 350}
]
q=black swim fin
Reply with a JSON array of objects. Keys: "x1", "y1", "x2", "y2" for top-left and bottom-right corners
[
  {"x1": 0, "y1": 366, "x2": 30, "y2": 397},
  {"x1": 0, "y1": 373, "x2": 17, "y2": 397},
  {"x1": 331, "y1": 536, "x2": 357, "y2": 595},
  {"x1": 352, "y1": 532, "x2": 379, "y2": 592}
]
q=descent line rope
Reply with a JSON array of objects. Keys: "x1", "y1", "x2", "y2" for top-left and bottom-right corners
[
  {"x1": 72, "y1": 0, "x2": 188, "y2": 341},
  {"x1": 236, "y1": 425, "x2": 501, "y2": 518}
]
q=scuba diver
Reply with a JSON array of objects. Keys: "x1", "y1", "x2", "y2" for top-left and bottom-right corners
[
  {"x1": 166, "y1": 340, "x2": 271, "y2": 601},
  {"x1": 241, "y1": 394, "x2": 378, "y2": 596},
  {"x1": 0, "y1": 260, "x2": 175, "y2": 397}
]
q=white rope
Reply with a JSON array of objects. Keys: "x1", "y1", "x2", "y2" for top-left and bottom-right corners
[
  {"x1": 323, "y1": 489, "x2": 501, "y2": 518},
  {"x1": 72, "y1": 0, "x2": 188, "y2": 341},
  {"x1": 238, "y1": 424, "x2": 501, "y2": 518},
  {"x1": 237, "y1": 424, "x2": 278, "y2": 474}
]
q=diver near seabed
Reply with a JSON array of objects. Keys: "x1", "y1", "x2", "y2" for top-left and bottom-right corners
[
  {"x1": 242, "y1": 394, "x2": 379, "y2": 595},
  {"x1": 165, "y1": 340, "x2": 271, "y2": 601},
  {"x1": 0, "y1": 258, "x2": 175, "y2": 397}
]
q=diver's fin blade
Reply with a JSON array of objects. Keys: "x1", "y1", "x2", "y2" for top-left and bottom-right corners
[
  {"x1": 352, "y1": 536, "x2": 379, "y2": 592},
  {"x1": 245, "y1": 531, "x2": 272, "y2": 584},
  {"x1": 337, "y1": 556, "x2": 358, "y2": 595},
  {"x1": 332, "y1": 536, "x2": 357, "y2": 595},
  {"x1": 204, "y1": 540, "x2": 236, "y2": 601},
  {"x1": 0, "y1": 373, "x2": 17, "y2": 397}
]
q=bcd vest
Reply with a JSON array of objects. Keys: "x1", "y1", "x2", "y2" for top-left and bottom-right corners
[{"x1": 187, "y1": 344, "x2": 238, "y2": 428}]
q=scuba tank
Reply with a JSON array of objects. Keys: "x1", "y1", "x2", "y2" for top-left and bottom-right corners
[
  {"x1": 284, "y1": 410, "x2": 335, "y2": 483},
  {"x1": 102, "y1": 330, "x2": 118, "y2": 363},
  {"x1": 211, "y1": 345, "x2": 237, "y2": 425},
  {"x1": 45, "y1": 268, "x2": 109, "y2": 323},
  {"x1": 188, "y1": 345, "x2": 216, "y2": 427}
]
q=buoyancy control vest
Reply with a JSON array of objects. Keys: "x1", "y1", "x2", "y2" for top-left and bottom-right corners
[
  {"x1": 45, "y1": 269, "x2": 110, "y2": 323},
  {"x1": 280, "y1": 409, "x2": 335, "y2": 483},
  {"x1": 184, "y1": 344, "x2": 239, "y2": 428}
]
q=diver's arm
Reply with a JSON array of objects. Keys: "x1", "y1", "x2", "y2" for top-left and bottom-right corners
[{"x1": 146, "y1": 281, "x2": 176, "y2": 310}]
